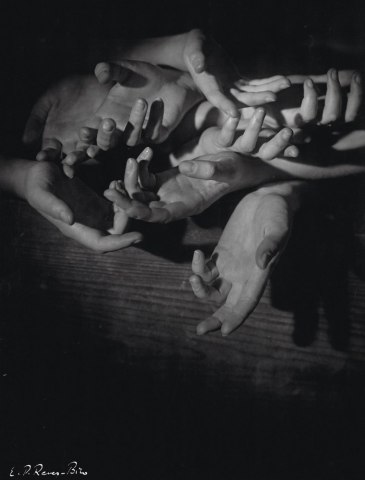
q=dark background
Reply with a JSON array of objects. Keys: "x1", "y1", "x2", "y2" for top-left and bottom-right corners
[{"x1": 1, "y1": 1, "x2": 365, "y2": 479}]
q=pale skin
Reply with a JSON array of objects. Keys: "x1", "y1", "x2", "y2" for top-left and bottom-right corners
[
  {"x1": 104, "y1": 29, "x2": 292, "y2": 117},
  {"x1": 0, "y1": 157, "x2": 141, "y2": 252},
  {"x1": 103, "y1": 114, "x2": 295, "y2": 223},
  {"x1": 190, "y1": 181, "x2": 304, "y2": 336},
  {"x1": 103, "y1": 69, "x2": 365, "y2": 225}
]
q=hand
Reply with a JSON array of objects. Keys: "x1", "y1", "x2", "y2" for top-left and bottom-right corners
[
  {"x1": 172, "y1": 107, "x2": 298, "y2": 162},
  {"x1": 103, "y1": 147, "x2": 284, "y2": 223},
  {"x1": 93, "y1": 60, "x2": 202, "y2": 143},
  {"x1": 182, "y1": 29, "x2": 291, "y2": 117},
  {"x1": 23, "y1": 161, "x2": 142, "y2": 252},
  {"x1": 23, "y1": 61, "x2": 201, "y2": 157},
  {"x1": 190, "y1": 182, "x2": 302, "y2": 336},
  {"x1": 261, "y1": 69, "x2": 363, "y2": 130}
]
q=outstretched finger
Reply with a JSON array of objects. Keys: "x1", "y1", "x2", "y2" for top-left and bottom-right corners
[
  {"x1": 144, "y1": 98, "x2": 164, "y2": 142},
  {"x1": 97, "y1": 118, "x2": 119, "y2": 151},
  {"x1": 124, "y1": 157, "x2": 140, "y2": 198},
  {"x1": 299, "y1": 78, "x2": 318, "y2": 124},
  {"x1": 136, "y1": 147, "x2": 156, "y2": 189},
  {"x1": 216, "y1": 116, "x2": 239, "y2": 148},
  {"x1": 321, "y1": 69, "x2": 342, "y2": 124},
  {"x1": 123, "y1": 98, "x2": 148, "y2": 146},
  {"x1": 240, "y1": 77, "x2": 290, "y2": 93},
  {"x1": 258, "y1": 128, "x2": 293, "y2": 161},
  {"x1": 230, "y1": 89, "x2": 276, "y2": 107},
  {"x1": 345, "y1": 72, "x2": 363, "y2": 122},
  {"x1": 191, "y1": 250, "x2": 219, "y2": 282},
  {"x1": 234, "y1": 107, "x2": 265, "y2": 153}
]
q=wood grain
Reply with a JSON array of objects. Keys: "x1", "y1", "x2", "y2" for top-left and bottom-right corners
[{"x1": 1, "y1": 198, "x2": 365, "y2": 479}]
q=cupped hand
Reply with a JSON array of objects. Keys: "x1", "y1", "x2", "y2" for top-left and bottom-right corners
[
  {"x1": 103, "y1": 147, "x2": 281, "y2": 223},
  {"x1": 23, "y1": 160, "x2": 142, "y2": 252},
  {"x1": 190, "y1": 182, "x2": 302, "y2": 336}
]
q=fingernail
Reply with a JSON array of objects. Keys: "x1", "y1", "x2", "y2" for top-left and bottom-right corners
[
  {"x1": 180, "y1": 161, "x2": 195, "y2": 174},
  {"x1": 330, "y1": 69, "x2": 338, "y2": 81},
  {"x1": 126, "y1": 158, "x2": 134, "y2": 170},
  {"x1": 354, "y1": 73, "x2": 362, "y2": 85},
  {"x1": 60, "y1": 211, "x2": 72, "y2": 224},
  {"x1": 256, "y1": 107, "x2": 266, "y2": 118},
  {"x1": 190, "y1": 53, "x2": 204, "y2": 72},
  {"x1": 280, "y1": 80, "x2": 290, "y2": 89},
  {"x1": 136, "y1": 98, "x2": 147, "y2": 110},
  {"x1": 305, "y1": 78, "x2": 314, "y2": 88},
  {"x1": 140, "y1": 147, "x2": 152, "y2": 159},
  {"x1": 265, "y1": 95, "x2": 275, "y2": 103},
  {"x1": 193, "y1": 250, "x2": 200, "y2": 262},
  {"x1": 133, "y1": 237, "x2": 142, "y2": 245},
  {"x1": 103, "y1": 119, "x2": 115, "y2": 132},
  {"x1": 287, "y1": 146, "x2": 298, "y2": 157},
  {"x1": 282, "y1": 128, "x2": 292, "y2": 140}
]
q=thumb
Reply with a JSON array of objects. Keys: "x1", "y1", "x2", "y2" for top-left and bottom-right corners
[
  {"x1": 32, "y1": 188, "x2": 74, "y2": 225},
  {"x1": 255, "y1": 233, "x2": 287, "y2": 270}
]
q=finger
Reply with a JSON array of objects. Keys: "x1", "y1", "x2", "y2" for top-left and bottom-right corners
[
  {"x1": 94, "y1": 62, "x2": 132, "y2": 85},
  {"x1": 299, "y1": 78, "x2": 318, "y2": 124},
  {"x1": 108, "y1": 207, "x2": 129, "y2": 235},
  {"x1": 79, "y1": 126, "x2": 97, "y2": 144},
  {"x1": 63, "y1": 150, "x2": 88, "y2": 167},
  {"x1": 258, "y1": 128, "x2": 293, "y2": 161},
  {"x1": 196, "y1": 316, "x2": 222, "y2": 335},
  {"x1": 104, "y1": 188, "x2": 133, "y2": 210},
  {"x1": 86, "y1": 145, "x2": 101, "y2": 159},
  {"x1": 136, "y1": 147, "x2": 156, "y2": 189},
  {"x1": 189, "y1": 274, "x2": 214, "y2": 299},
  {"x1": 123, "y1": 98, "x2": 148, "y2": 146},
  {"x1": 220, "y1": 306, "x2": 249, "y2": 336},
  {"x1": 64, "y1": 223, "x2": 143, "y2": 252},
  {"x1": 230, "y1": 89, "x2": 276, "y2": 107},
  {"x1": 36, "y1": 138, "x2": 63, "y2": 162},
  {"x1": 243, "y1": 75, "x2": 286, "y2": 85},
  {"x1": 283, "y1": 145, "x2": 299, "y2": 158},
  {"x1": 240, "y1": 77, "x2": 290, "y2": 93},
  {"x1": 63, "y1": 165, "x2": 75, "y2": 179},
  {"x1": 345, "y1": 72, "x2": 363, "y2": 122},
  {"x1": 35, "y1": 189, "x2": 74, "y2": 225},
  {"x1": 192, "y1": 250, "x2": 220, "y2": 283},
  {"x1": 184, "y1": 29, "x2": 206, "y2": 73},
  {"x1": 216, "y1": 116, "x2": 240, "y2": 148},
  {"x1": 96, "y1": 118, "x2": 118, "y2": 151},
  {"x1": 144, "y1": 98, "x2": 164, "y2": 142},
  {"x1": 124, "y1": 157, "x2": 140, "y2": 198},
  {"x1": 179, "y1": 159, "x2": 216, "y2": 179},
  {"x1": 201, "y1": 83, "x2": 238, "y2": 118},
  {"x1": 321, "y1": 69, "x2": 342, "y2": 124},
  {"x1": 235, "y1": 107, "x2": 265, "y2": 153}
]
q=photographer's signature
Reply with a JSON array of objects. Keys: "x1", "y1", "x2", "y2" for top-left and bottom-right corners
[{"x1": 9, "y1": 461, "x2": 87, "y2": 476}]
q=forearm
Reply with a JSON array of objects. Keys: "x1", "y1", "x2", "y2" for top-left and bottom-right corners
[{"x1": 0, "y1": 156, "x2": 32, "y2": 199}]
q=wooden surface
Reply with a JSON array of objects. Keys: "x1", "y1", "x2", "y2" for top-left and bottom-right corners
[{"x1": 1, "y1": 195, "x2": 365, "y2": 480}]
